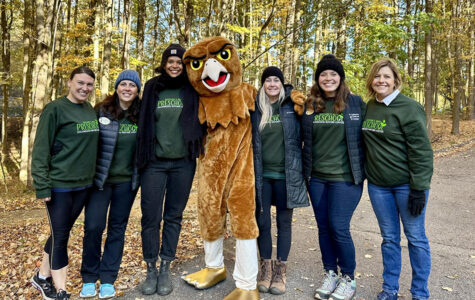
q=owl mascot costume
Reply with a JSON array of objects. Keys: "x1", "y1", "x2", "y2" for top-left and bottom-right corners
[{"x1": 181, "y1": 37, "x2": 260, "y2": 299}]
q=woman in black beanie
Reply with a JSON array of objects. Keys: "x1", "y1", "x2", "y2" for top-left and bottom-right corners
[
  {"x1": 135, "y1": 44, "x2": 203, "y2": 296},
  {"x1": 302, "y1": 54, "x2": 366, "y2": 300},
  {"x1": 251, "y1": 66, "x2": 308, "y2": 295}
]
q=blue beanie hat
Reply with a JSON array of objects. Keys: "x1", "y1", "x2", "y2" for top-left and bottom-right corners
[{"x1": 115, "y1": 70, "x2": 141, "y2": 92}]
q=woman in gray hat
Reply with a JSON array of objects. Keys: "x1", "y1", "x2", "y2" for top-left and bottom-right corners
[{"x1": 80, "y1": 69, "x2": 141, "y2": 299}]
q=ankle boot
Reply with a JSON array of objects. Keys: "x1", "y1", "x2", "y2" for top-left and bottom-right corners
[
  {"x1": 269, "y1": 260, "x2": 287, "y2": 295},
  {"x1": 157, "y1": 259, "x2": 173, "y2": 295},
  {"x1": 141, "y1": 261, "x2": 158, "y2": 295},
  {"x1": 257, "y1": 259, "x2": 273, "y2": 293}
]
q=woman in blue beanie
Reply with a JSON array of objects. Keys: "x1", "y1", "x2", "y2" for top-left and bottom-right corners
[{"x1": 79, "y1": 70, "x2": 141, "y2": 299}]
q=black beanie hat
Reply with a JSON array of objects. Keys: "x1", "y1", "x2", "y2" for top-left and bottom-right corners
[
  {"x1": 314, "y1": 54, "x2": 345, "y2": 81},
  {"x1": 156, "y1": 44, "x2": 186, "y2": 73},
  {"x1": 261, "y1": 66, "x2": 284, "y2": 85}
]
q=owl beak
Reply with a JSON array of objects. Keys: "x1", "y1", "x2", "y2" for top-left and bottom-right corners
[{"x1": 201, "y1": 58, "x2": 230, "y2": 93}]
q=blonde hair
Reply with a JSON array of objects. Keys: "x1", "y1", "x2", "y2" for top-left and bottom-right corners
[
  {"x1": 366, "y1": 58, "x2": 402, "y2": 99},
  {"x1": 258, "y1": 86, "x2": 285, "y2": 132}
]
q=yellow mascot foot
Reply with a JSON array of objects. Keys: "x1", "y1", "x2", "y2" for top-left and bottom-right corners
[
  {"x1": 223, "y1": 288, "x2": 260, "y2": 300},
  {"x1": 181, "y1": 267, "x2": 227, "y2": 289}
]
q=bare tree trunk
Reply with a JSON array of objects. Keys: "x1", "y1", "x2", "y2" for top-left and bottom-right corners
[
  {"x1": 136, "y1": 0, "x2": 145, "y2": 82},
  {"x1": 100, "y1": 0, "x2": 113, "y2": 98},
  {"x1": 424, "y1": 0, "x2": 433, "y2": 138},
  {"x1": 451, "y1": 0, "x2": 462, "y2": 134},
  {"x1": 469, "y1": 26, "x2": 475, "y2": 120},
  {"x1": 92, "y1": 0, "x2": 102, "y2": 103},
  {"x1": 282, "y1": 1, "x2": 295, "y2": 81},
  {"x1": 1, "y1": 0, "x2": 12, "y2": 159},
  {"x1": 172, "y1": 0, "x2": 194, "y2": 47},
  {"x1": 20, "y1": 0, "x2": 35, "y2": 184},
  {"x1": 120, "y1": 0, "x2": 131, "y2": 69},
  {"x1": 151, "y1": 0, "x2": 160, "y2": 69},
  {"x1": 290, "y1": 0, "x2": 302, "y2": 86}
]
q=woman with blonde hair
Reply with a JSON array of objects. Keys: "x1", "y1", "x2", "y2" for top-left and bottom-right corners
[
  {"x1": 362, "y1": 58, "x2": 433, "y2": 300},
  {"x1": 251, "y1": 66, "x2": 308, "y2": 295}
]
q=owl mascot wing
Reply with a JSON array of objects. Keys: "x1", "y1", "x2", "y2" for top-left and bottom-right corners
[{"x1": 181, "y1": 37, "x2": 260, "y2": 300}]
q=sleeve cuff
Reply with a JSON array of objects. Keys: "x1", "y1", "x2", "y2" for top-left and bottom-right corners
[{"x1": 36, "y1": 189, "x2": 51, "y2": 199}]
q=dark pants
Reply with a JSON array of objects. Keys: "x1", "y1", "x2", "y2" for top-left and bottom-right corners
[
  {"x1": 44, "y1": 188, "x2": 90, "y2": 270},
  {"x1": 141, "y1": 157, "x2": 196, "y2": 262},
  {"x1": 308, "y1": 177, "x2": 363, "y2": 278},
  {"x1": 81, "y1": 181, "x2": 137, "y2": 284},
  {"x1": 257, "y1": 178, "x2": 293, "y2": 261}
]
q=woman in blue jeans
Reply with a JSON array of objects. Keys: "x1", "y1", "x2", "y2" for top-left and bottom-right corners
[
  {"x1": 135, "y1": 44, "x2": 203, "y2": 296},
  {"x1": 363, "y1": 58, "x2": 433, "y2": 300},
  {"x1": 251, "y1": 67, "x2": 308, "y2": 295},
  {"x1": 302, "y1": 54, "x2": 365, "y2": 300},
  {"x1": 79, "y1": 70, "x2": 141, "y2": 299}
]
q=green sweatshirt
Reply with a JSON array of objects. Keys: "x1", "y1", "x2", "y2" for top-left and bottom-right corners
[
  {"x1": 312, "y1": 100, "x2": 352, "y2": 182},
  {"x1": 32, "y1": 96, "x2": 99, "y2": 198},
  {"x1": 154, "y1": 88, "x2": 187, "y2": 158},
  {"x1": 107, "y1": 116, "x2": 137, "y2": 183},
  {"x1": 362, "y1": 93, "x2": 433, "y2": 190},
  {"x1": 261, "y1": 102, "x2": 285, "y2": 179}
]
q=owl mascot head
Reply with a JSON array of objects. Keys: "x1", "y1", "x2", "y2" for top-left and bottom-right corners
[
  {"x1": 181, "y1": 37, "x2": 260, "y2": 300},
  {"x1": 183, "y1": 36, "x2": 256, "y2": 128}
]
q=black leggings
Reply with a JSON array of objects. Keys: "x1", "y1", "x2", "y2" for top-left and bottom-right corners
[
  {"x1": 44, "y1": 189, "x2": 90, "y2": 270},
  {"x1": 257, "y1": 178, "x2": 293, "y2": 261}
]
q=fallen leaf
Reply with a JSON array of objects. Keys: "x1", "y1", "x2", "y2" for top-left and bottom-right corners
[
  {"x1": 446, "y1": 274, "x2": 458, "y2": 279},
  {"x1": 442, "y1": 287, "x2": 453, "y2": 292},
  {"x1": 364, "y1": 254, "x2": 372, "y2": 259}
]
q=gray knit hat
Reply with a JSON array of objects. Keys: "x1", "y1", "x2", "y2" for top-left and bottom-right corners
[{"x1": 114, "y1": 70, "x2": 141, "y2": 92}]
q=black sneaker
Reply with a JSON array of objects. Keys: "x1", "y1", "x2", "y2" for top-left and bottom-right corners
[
  {"x1": 56, "y1": 290, "x2": 71, "y2": 299},
  {"x1": 30, "y1": 271, "x2": 57, "y2": 300}
]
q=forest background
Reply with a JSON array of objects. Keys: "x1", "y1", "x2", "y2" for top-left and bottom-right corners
[
  {"x1": 0, "y1": 0, "x2": 474, "y2": 298},
  {"x1": 0, "y1": 0, "x2": 474, "y2": 187}
]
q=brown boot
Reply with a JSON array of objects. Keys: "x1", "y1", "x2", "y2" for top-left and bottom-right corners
[
  {"x1": 269, "y1": 260, "x2": 287, "y2": 295},
  {"x1": 257, "y1": 259, "x2": 273, "y2": 293}
]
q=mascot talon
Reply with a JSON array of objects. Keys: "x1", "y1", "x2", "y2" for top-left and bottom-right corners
[
  {"x1": 290, "y1": 89, "x2": 306, "y2": 116},
  {"x1": 182, "y1": 267, "x2": 227, "y2": 289},
  {"x1": 223, "y1": 288, "x2": 260, "y2": 300}
]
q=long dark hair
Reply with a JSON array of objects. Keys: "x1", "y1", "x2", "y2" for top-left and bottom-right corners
[
  {"x1": 95, "y1": 92, "x2": 140, "y2": 124},
  {"x1": 307, "y1": 80, "x2": 350, "y2": 114}
]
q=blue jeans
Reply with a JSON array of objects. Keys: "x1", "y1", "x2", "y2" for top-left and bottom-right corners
[
  {"x1": 140, "y1": 157, "x2": 196, "y2": 262},
  {"x1": 368, "y1": 183, "x2": 430, "y2": 300},
  {"x1": 81, "y1": 181, "x2": 137, "y2": 284},
  {"x1": 257, "y1": 178, "x2": 293, "y2": 261},
  {"x1": 308, "y1": 177, "x2": 362, "y2": 278}
]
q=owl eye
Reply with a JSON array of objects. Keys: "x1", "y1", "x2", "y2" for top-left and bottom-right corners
[
  {"x1": 191, "y1": 59, "x2": 203, "y2": 70},
  {"x1": 217, "y1": 49, "x2": 231, "y2": 61}
]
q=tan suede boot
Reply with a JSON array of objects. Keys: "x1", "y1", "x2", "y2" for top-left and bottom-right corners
[
  {"x1": 257, "y1": 259, "x2": 273, "y2": 293},
  {"x1": 269, "y1": 260, "x2": 287, "y2": 295}
]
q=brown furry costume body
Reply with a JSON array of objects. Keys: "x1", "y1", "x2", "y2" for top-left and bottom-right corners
[{"x1": 183, "y1": 36, "x2": 258, "y2": 242}]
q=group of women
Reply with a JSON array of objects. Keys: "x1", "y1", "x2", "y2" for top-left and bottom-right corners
[{"x1": 30, "y1": 44, "x2": 433, "y2": 300}]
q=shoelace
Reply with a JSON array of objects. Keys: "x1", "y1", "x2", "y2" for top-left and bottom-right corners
[
  {"x1": 320, "y1": 273, "x2": 335, "y2": 290},
  {"x1": 258, "y1": 262, "x2": 271, "y2": 281},
  {"x1": 273, "y1": 264, "x2": 283, "y2": 283},
  {"x1": 334, "y1": 277, "x2": 352, "y2": 295}
]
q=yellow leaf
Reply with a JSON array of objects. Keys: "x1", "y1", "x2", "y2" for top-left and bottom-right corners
[{"x1": 442, "y1": 287, "x2": 453, "y2": 292}]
